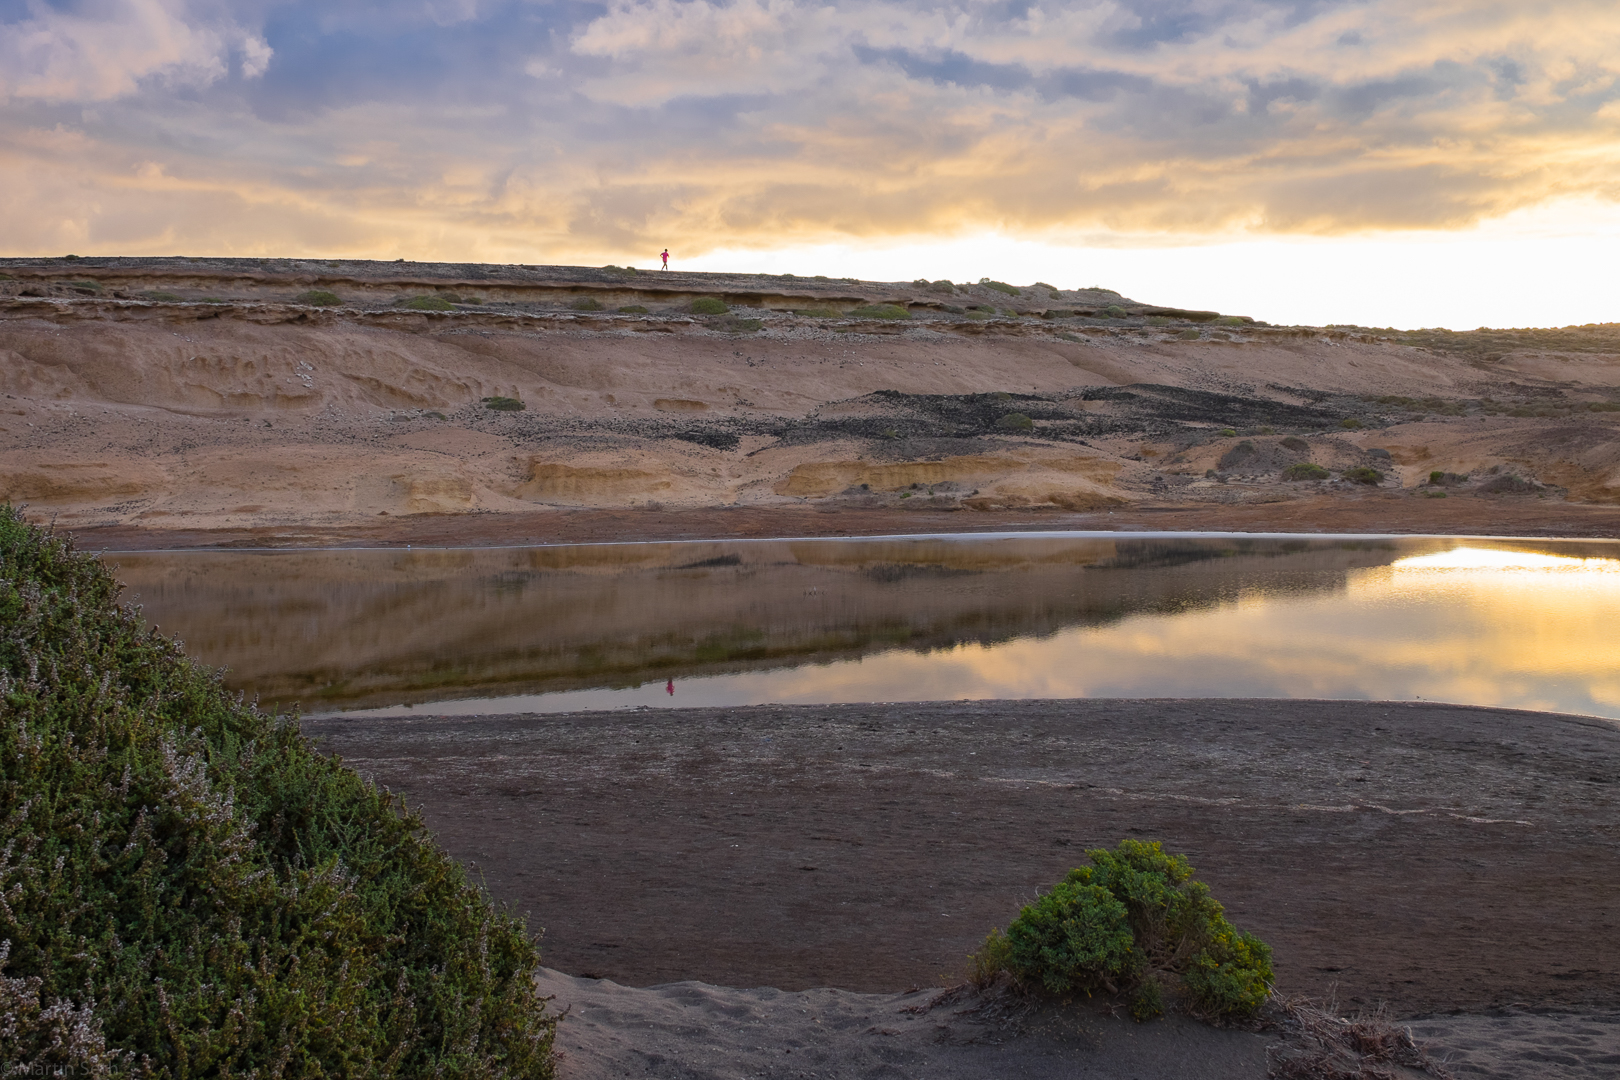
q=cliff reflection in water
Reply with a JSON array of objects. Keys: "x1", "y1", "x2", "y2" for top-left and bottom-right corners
[{"x1": 111, "y1": 534, "x2": 1620, "y2": 719}]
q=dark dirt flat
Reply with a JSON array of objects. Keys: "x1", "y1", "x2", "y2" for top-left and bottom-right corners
[{"x1": 304, "y1": 698, "x2": 1620, "y2": 1017}]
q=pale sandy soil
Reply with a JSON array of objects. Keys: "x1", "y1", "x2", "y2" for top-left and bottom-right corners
[{"x1": 4, "y1": 257, "x2": 1619, "y2": 543}]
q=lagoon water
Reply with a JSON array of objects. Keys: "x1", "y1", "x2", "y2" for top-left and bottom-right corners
[{"x1": 111, "y1": 533, "x2": 1620, "y2": 721}]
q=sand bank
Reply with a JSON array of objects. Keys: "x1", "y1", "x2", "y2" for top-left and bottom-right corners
[{"x1": 307, "y1": 698, "x2": 1620, "y2": 1077}]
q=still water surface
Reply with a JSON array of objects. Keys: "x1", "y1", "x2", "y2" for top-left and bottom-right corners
[{"x1": 112, "y1": 533, "x2": 1620, "y2": 720}]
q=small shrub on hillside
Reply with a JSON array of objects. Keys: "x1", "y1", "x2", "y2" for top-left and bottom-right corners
[
  {"x1": 618, "y1": 304, "x2": 649, "y2": 314},
  {"x1": 1105, "y1": 305, "x2": 1130, "y2": 318},
  {"x1": 980, "y1": 279, "x2": 1020, "y2": 296},
  {"x1": 972, "y1": 840, "x2": 1272, "y2": 1022},
  {"x1": 571, "y1": 297, "x2": 604, "y2": 311},
  {"x1": 995, "y1": 412, "x2": 1035, "y2": 432},
  {"x1": 1215, "y1": 315, "x2": 1249, "y2": 327},
  {"x1": 398, "y1": 295, "x2": 455, "y2": 310},
  {"x1": 1280, "y1": 436, "x2": 1309, "y2": 452},
  {"x1": 1179, "y1": 328, "x2": 1202, "y2": 340},
  {"x1": 850, "y1": 304, "x2": 911, "y2": 320},
  {"x1": 483, "y1": 396, "x2": 526, "y2": 411},
  {"x1": 292, "y1": 289, "x2": 342, "y2": 306},
  {"x1": 792, "y1": 307, "x2": 837, "y2": 318},
  {"x1": 1218, "y1": 428, "x2": 1237, "y2": 438},
  {"x1": 0, "y1": 508, "x2": 557, "y2": 1077},
  {"x1": 1342, "y1": 466, "x2": 1382, "y2": 484},
  {"x1": 690, "y1": 297, "x2": 729, "y2": 315},
  {"x1": 1339, "y1": 417, "x2": 1363, "y2": 429},
  {"x1": 721, "y1": 316, "x2": 764, "y2": 333},
  {"x1": 1284, "y1": 462, "x2": 1330, "y2": 481}
]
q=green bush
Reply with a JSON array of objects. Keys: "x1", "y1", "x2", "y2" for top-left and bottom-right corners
[
  {"x1": 974, "y1": 840, "x2": 1272, "y2": 1021},
  {"x1": 1280, "y1": 436, "x2": 1309, "y2": 452},
  {"x1": 1339, "y1": 417, "x2": 1363, "y2": 429},
  {"x1": 0, "y1": 507, "x2": 557, "y2": 1078},
  {"x1": 1283, "y1": 462, "x2": 1330, "y2": 481},
  {"x1": 1218, "y1": 428, "x2": 1237, "y2": 438},
  {"x1": 995, "y1": 412, "x2": 1035, "y2": 432},
  {"x1": 1104, "y1": 305, "x2": 1129, "y2": 319},
  {"x1": 140, "y1": 291, "x2": 183, "y2": 302},
  {"x1": 690, "y1": 297, "x2": 729, "y2": 315},
  {"x1": 849, "y1": 304, "x2": 911, "y2": 320},
  {"x1": 1178, "y1": 329, "x2": 1202, "y2": 340},
  {"x1": 570, "y1": 297, "x2": 603, "y2": 311},
  {"x1": 483, "y1": 396, "x2": 526, "y2": 411},
  {"x1": 1215, "y1": 316, "x2": 1249, "y2": 327},
  {"x1": 292, "y1": 289, "x2": 342, "y2": 306},
  {"x1": 980, "y1": 279, "x2": 1020, "y2": 296},
  {"x1": 618, "y1": 305, "x2": 649, "y2": 314},
  {"x1": 1342, "y1": 466, "x2": 1382, "y2": 484},
  {"x1": 398, "y1": 295, "x2": 455, "y2": 311}
]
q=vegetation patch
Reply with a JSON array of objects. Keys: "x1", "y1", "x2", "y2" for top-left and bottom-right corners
[
  {"x1": 1283, "y1": 462, "x2": 1330, "y2": 481},
  {"x1": 1280, "y1": 436, "x2": 1309, "y2": 452},
  {"x1": 1105, "y1": 305, "x2": 1130, "y2": 319},
  {"x1": 0, "y1": 508, "x2": 558, "y2": 1078},
  {"x1": 1342, "y1": 466, "x2": 1382, "y2": 484},
  {"x1": 140, "y1": 291, "x2": 184, "y2": 302},
  {"x1": 397, "y1": 295, "x2": 456, "y2": 310},
  {"x1": 570, "y1": 297, "x2": 604, "y2": 311},
  {"x1": 995, "y1": 412, "x2": 1035, "y2": 432},
  {"x1": 690, "y1": 297, "x2": 729, "y2": 315},
  {"x1": 483, "y1": 396, "x2": 526, "y2": 411},
  {"x1": 849, "y1": 304, "x2": 911, "y2": 320},
  {"x1": 792, "y1": 308, "x2": 838, "y2": 318},
  {"x1": 292, "y1": 289, "x2": 342, "y2": 306},
  {"x1": 1179, "y1": 329, "x2": 1202, "y2": 340},
  {"x1": 617, "y1": 304, "x2": 649, "y2": 314},
  {"x1": 980, "y1": 279, "x2": 1020, "y2": 296},
  {"x1": 971, "y1": 840, "x2": 1272, "y2": 1022}
]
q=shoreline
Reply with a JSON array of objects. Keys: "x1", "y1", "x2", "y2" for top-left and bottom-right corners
[{"x1": 56, "y1": 498, "x2": 1620, "y2": 551}]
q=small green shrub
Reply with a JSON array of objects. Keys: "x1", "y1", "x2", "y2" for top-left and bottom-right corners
[
  {"x1": 397, "y1": 295, "x2": 455, "y2": 310},
  {"x1": 1587, "y1": 401, "x2": 1620, "y2": 412},
  {"x1": 571, "y1": 297, "x2": 604, "y2": 311},
  {"x1": 980, "y1": 279, "x2": 1020, "y2": 295},
  {"x1": 69, "y1": 279, "x2": 103, "y2": 293},
  {"x1": 690, "y1": 297, "x2": 729, "y2": 315},
  {"x1": 618, "y1": 304, "x2": 649, "y2": 314},
  {"x1": 792, "y1": 307, "x2": 836, "y2": 318},
  {"x1": 850, "y1": 304, "x2": 911, "y2": 320},
  {"x1": 1179, "y1": 328, "x2": 1202, "y2": 340},
  {"x1": 1339, "y1": 417, "x2": 1364, "y2": 429},
  {"x1": 1215, "y1": 315, "x2": 1249, "y2": 327},
  {"x1": 1429, "y1": 470, "x2": 1446, "y2": 485},
  {"x1": 1146, "y1": 316, "x2": 1171, "y2": 326},
  {"x1": 1218, "y1": 428, "x2": 1237, "y2": 438},
  {"x1": 1283, "y1": 462, "x2": 1330, "y2": 481},
  {"x1": 1342, "y1": 466, "x2": 1382, "y2": 484},
  {"x1": 483, "y1": 396, "x2": 526, "y2": 411},
  {"x1": 996, "y1": 412, "x2": 1035, "y2": 432},
  {"x1": 292, "y1": 289, "x2": 342, "y2": 306},
  {"x1": 1104, "y1": 305, "x2": 1129, "y2": 318},
  {"x1": 721, "y1": 317, "x2": 764, "y2": 333},
  {"x1": 1280, "y1": 436, "x2": 1309, "y2": 452},
  {"x1": 973, "y1": 840, "x2": 1272, "y2": 1021}
]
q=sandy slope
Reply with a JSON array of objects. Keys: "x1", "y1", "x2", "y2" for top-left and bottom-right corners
[{"x1": 4, "y1": 258, "x2": 1620, "y2": 540}]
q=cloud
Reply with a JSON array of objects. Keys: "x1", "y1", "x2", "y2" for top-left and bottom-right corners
[
  {"x1": 3, "y1": 0, "x2": 1620, "y2": 263},
  {"x1": 0, "y1": 0, "x2": 272, "y2": 101}
]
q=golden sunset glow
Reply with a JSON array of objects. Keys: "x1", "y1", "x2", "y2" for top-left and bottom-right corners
[{"x1": 6, "y1": 2, "x2": 1620, "y2": 325}]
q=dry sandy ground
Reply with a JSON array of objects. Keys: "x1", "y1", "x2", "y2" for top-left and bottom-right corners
[
  {"x1": 306, "y1": 698, "x2": 1620, "y2": 1078},
  {"x1": 4, "y1": 257, "x2": 1620, "y2": 544}
]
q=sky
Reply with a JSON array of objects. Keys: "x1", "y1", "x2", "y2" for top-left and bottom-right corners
[{"x1": 3, "y1": 0, "x2": 1620, "y2": 327}]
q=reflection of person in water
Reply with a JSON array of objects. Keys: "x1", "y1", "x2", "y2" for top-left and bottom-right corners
[{"x1": 666, "y1": 679, "x2": 674, "y2": 696}]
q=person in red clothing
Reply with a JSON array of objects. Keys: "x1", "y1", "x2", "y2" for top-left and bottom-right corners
[{"x1": 660, "y1": 248, "x2": 669, "y2": 269}]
